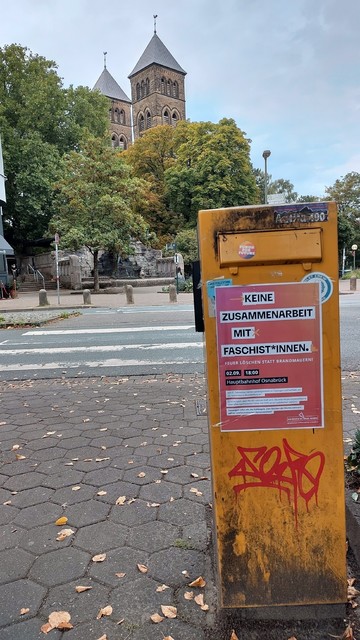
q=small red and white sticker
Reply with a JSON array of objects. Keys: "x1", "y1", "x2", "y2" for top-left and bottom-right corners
[{"x1": 239, "y1": 241, "x2": 256, "y2": 259}]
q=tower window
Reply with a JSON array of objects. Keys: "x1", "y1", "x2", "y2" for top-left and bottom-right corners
[
  {"x1": 136, "y1": 83, "x2": 141, "y2": 100},
  {"x1": 141, "y1": 80, "x2": 145, "y2": 98},
  {"x1": 111, "y1": 134, "x2": 118, "y2": 148},
  {"x1": 145, "y1": 78, "x2": 150, "y2": 96},
  {"x1": 161, "y1": 77, "x2": 165, "y2": 94},
  {"x1": 173, "y1": 81, "x2": 179, "y2": 98},
  {"x1": 163, "y1": 110, "x2": 169, "y2": 125},
  {"x1": 171, "y1": 112, "x2": 178, "y2": 126},
  {"x1": 119, "y1": 136, "x2": 127, "y2": 150},
  {"x1": 114, "y1": 108, "x2": 119, "y2": 123},
  {"x1": 120, "y1": 109, "x2": 125, "y2": 124},
  {"x1": 109, "y1": 108, "x2": 113, "y2": 122},
  {"x1": 146, "y1": 110, "x2": 151, "y2": 129},
  {"x1": 139, "y1": 114, "x2": 145, "y2": 133},
  {"x1": 167, "y1": 80, "x2": 171, "y2": 96}
]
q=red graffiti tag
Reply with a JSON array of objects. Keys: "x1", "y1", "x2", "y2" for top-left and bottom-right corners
[{"x1": 228, "y1": 438, "x2": 325, "y2": 525}]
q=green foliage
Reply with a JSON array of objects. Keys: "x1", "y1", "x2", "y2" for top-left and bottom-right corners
[
  {"x1": 0, "y1": 44, "x2": 109, "y2": 251},
  {"x1": 174, "y1": 228, "x2": 198, "y2": 265},
  {"x1": 51, "y1": 136, "x2": 147, "y2": 291},
  {"x1": 347, "y1": 430, "x2": 360, "y2": 473},
  {"x1": 166, "y1": 119, "x2": 259, "y2": 226},
  {"x1": 325, "y1": 172, "x2": 360, "y2": 263}
]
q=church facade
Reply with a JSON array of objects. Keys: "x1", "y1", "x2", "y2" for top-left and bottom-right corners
[{"x1": 93, "y1": 31, "x2": 186, "y2": 149}]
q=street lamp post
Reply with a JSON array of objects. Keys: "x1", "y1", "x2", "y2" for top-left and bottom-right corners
[{"x1": 262, "y1": 150, "x2": 271, "y2": 204}]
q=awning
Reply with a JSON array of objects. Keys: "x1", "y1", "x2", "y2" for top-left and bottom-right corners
[{"x1": 0, "y1": 234, "x2": 14, "y2": 256}]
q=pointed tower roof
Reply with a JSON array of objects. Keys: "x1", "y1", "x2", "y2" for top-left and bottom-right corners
[
  {"x1": 129, "y1": 33, "x2": 186, "y2": 78},
  {"x1": 93, "y1": 67, "x2": 131, "y2": 103}
]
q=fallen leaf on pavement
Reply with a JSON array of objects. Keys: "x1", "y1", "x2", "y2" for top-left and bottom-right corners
[
  {"x1": 41, "y1": 611, "x2": 73, "y2": 634},
  {"x1": 184, "y1": 591, "x2": 194, "y2": 600},
  {"x1": 115, "y1": 572, "x2": 126, "y2": 578},
  {"x1": 191, "y1": 472, "x2": 199, "y2": 478},
  {"x1": 188, "y1": 576, "x2": 206, "y2": 588},
  {"x1": 150, "y1": 613, "x2": 164, "y2": 623},
  {"x1": 12, "y1": 444, "x2": 21, "y2": 451},
  {"x1": 15, "y1": 454, "x2": 26, "y2": 460},
  {"x1": 75, "y1": 585, "x2": 92, "y2": 593},
  {"x1": 117, "y1": 618, "x2": 125, "y2": 625},
  {"x1": 163, "y1": 637, "x2": 175, "y2": 640},
  {"x1": 116, "y1": 496, "x2": 126, "y2": 505},
  {"x1": 194, "y1": 593, "x2": 209, "y2": 610},
  {"x1": 147, "y1": 502, "x2": 160, "y2": 507},
  {"x1": 96, "y1": 635, "x2": 108, "y2": 640},
  {"x1": 189, "y1": 487, "x2": 203, "y2": 497},
  {"x1": 287, "y1": 637, "x2": 297, "y2": 640},
  {"x1": 55, "y1": 516, "x2": 68, "y2": 526},
  {"x1": 56, "y1": 528, "x2": 74, "y2": 541},
  {"x1": 92, "y1": 553, "x2": 106, "y2": 562},
  {"x1": 3, "y1": 500, "x2": 11, "y2": 505},
  {"x1": 20, "y1": 608, "x2": 30, "y2": 615},
  {"x1": 160, "y1": 605, "x2": 177, "y2": 619},
  {"x1": 71, "y1": 486, "x2": 81, "y2": 491},
  {"x1": 96, "y1": 605, "x2": 113, "y2": 619},
  {"x1": 230, "y1": 631, "x2": 239, "y2": 640},
  {"x1": 137, "y1": 563, "x2": 148, "y2": 573},
  {"x1": 97, "y1": 491, "x2": 107, "y2": 496},
  {"x1": 156, "y1": 584, "x2": 169, "y2": 592},
  {"x1": 137, "y1": 472, "x2": 146, "y2": 478},
  {"x1": 95, "y1": 457, "x2": 110, "y2": 462}
]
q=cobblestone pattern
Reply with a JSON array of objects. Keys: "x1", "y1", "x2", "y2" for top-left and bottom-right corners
[{"x1": 0, "y1": 374, "x2": 216, "y2": 639}]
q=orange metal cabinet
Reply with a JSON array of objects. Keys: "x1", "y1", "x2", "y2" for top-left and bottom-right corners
[{"x1": 198, "y1": 202, "x2": 346, "y2": 615}]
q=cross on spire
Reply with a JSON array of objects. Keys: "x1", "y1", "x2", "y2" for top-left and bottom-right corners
[
  {"x1": 153, "y1": 14, "x2": 158, "y2": 34},
  {"x1": 103, "y1": 51, "x2": 107, "y2": 69}
]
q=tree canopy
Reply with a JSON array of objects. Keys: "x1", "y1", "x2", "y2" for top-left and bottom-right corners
[
  {"x1": 0, "y1": 44, "x2": 109, "y2": 251},
  {"x1": 50, "y1": 136, "x2": 147, "y2": 291},
  {"x1": 325, "y1": 172, "x2": 360, "y2": 263}
]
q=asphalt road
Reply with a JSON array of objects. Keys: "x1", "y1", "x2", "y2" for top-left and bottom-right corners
[
  {"x1": 0, "y1": 296, "x2": 358, "y2": 382},
  {"x1": 0, "y1": 304, "x2": 205, "y2": 380}
]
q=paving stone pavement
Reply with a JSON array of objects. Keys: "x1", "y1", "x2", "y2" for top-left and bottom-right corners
[
  {"x1": 0, "y1": 371, "x2": 359, "y2": 640},
  {"x1": 0, "y1": 374, "x2": 219, "y2": 640}
]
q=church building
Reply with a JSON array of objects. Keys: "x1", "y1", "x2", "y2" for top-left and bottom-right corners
[{"x1": 93, "y1": 27, "x2": 186, "y2": 148}]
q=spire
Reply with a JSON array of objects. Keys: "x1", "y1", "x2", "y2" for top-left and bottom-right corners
[
  {"x1": 129, "y1": 33, "x2": 186, "y2": 78},
  {"x1": 153, "y1": 14, "x2": 158, "y2": 34},
  {"x1": 103, "y1": 51, "x2": 107, "y2": 69},
  {"x1": 93, "y1": 67, "x2": 131, "y2": 102}
]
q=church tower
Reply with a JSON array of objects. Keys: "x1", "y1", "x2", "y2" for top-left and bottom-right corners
[
  {"x1": 128, "y1": 26, "x2": 186, "y2": 140},
  {"x1": 93, "y1": 57, "x2": 132, "y2": 150}
]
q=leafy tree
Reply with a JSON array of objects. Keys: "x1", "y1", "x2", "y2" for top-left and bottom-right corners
[
  {"x1": 268, "y1": 178, "x2": 298, "y2": 203},
  {"x1": 50, "y1": 137, "x2": 147, "y2": 291},
  {"x1": 166, "y1": 119, "x2": 259, "y2": 226},
  {"x1": 124, "y1": 125, "x2": 178, "y2": 242},
  {"x1": 0, "y1": 44, "x2": 109, "y2": 251},
  {"x1": 325, "y1": 172, "x2": 360, "y2": 261},
  {"x1": 174, "y1": 228, "x2": 199, "y2": 267}
]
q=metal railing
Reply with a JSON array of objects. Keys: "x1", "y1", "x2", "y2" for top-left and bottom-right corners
[{"x1": 27, "y1": 264, "x2": 45, "y2": 289}]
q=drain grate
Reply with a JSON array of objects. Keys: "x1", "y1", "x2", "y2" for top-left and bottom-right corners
[{"x1": 195, "y1": 398, "x2": 207, "y2": 416}]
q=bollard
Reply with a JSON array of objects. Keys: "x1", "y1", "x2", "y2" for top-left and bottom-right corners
[
  {"x1": 125, "y1": 284, "x2": 134, "y2": 305},
  {"x1": 169, "y1": 284, "x2": 177, "y2": 303},
  {"x1": 350, "y1": 276, "x2": 357, "y2": 291},
  {"x1": 83, "y1": 289, "x2": 91, "y2": 305},
  {"x1": 39, "y1": 289, "x2": 49, "y2": 306}
]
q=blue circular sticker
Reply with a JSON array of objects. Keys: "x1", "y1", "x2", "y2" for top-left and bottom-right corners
[{"x1": 301, "y1": 272, "x2": 333, "y2": 303}]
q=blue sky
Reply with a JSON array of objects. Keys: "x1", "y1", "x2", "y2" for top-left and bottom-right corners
[{"x1": 2, "y1": 0, "x2": 359, "y2": 198}]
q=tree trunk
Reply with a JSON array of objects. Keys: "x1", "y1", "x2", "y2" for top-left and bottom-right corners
[{"x1": 93, "y1": 249, "x2": 99, "y2": 292}]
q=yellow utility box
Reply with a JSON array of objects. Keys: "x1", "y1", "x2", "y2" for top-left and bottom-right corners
[{"x1": 198, "y1": 202, "x2": 346, "y2": 616}]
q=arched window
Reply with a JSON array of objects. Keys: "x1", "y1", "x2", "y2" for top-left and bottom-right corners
[
  {"x1": 145, "y1": 78, "x2": 150, "y2": 96},
  {"x1": 114, "y1": 108, "x2": 119, "y2": 123},
  {"x1": 163, "y1": 110, "x2": 169, "y2": 125},
  {"x1": 146, "y1": 110, "x2": 151, "y2": 129},
  {"x1": 111, "y1": 134, "x2": 118, "y2": 148},
  {"x1": 167, "y1": 80, "x2": 171, "y2": 96},
  {"x1": 136, "y1": 83, "x2": 141, "y2": 100},
  {"x1": 120, "y1": 109, "x2": 125, "y2": 124},
  {"x1": 119, "y1": 136, "x2": 127, "y2": 150},
  {"x1": 139, "y1": 114, "x2": 145, "y2": 133},
  {"x1": 109, "y1": 108, "x2": 113, "y2": 122},
  {"x1": 171, "y1": 112, "x2": 178, "y2": 126},
  {"x1": 161, "y1": 77, "x2": 165, "y2": 94},
  {"x1": 141, "y1": 80, "x2": 145, "y2": 98},
  {"x1": 173, "y1": 81, "x2": 179, "y2": 98}
]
